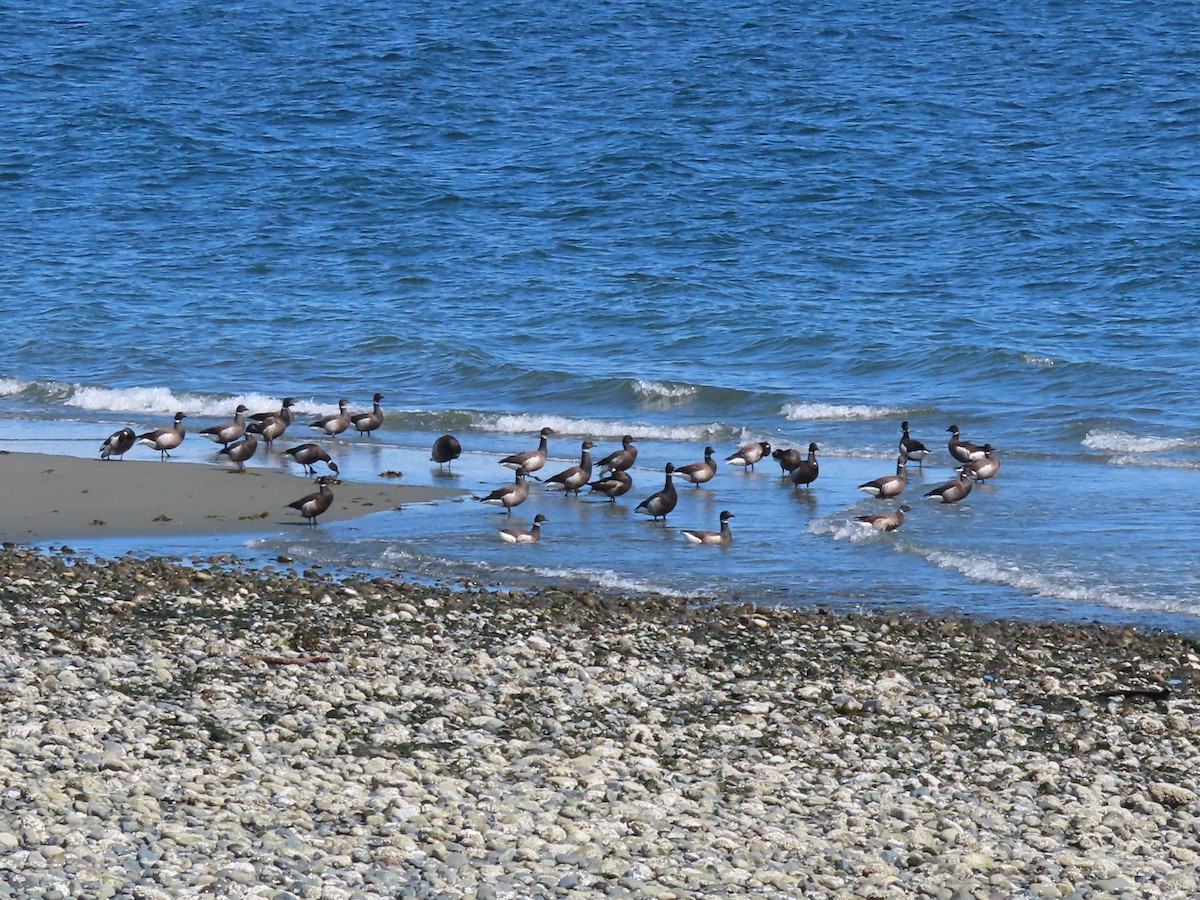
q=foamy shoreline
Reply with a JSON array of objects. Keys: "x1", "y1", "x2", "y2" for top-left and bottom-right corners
[{"x1": 1, "y1": 548, "x2": 1198, "y2": 898}]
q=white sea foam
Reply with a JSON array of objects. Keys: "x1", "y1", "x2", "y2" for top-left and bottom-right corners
[
  {"x1": 808, "y1": 514, "x2": 884, "y2": 544},
  {"x1": 1082, "y1": 429, "x2": 1195, "y2": 454},
  {"x1": 632, "y1": 379, "x2": 699, "y2": 402},
  {"x1": 921, "y1": 549, "x2": 1136, "y2": 607},
  {"x1": 476, "y1": 412, "x2": 730, "y2": 442},
  {"x1": 1107, "y1": 455, "x2": 1200, "y2": 470},
  {"x1": 780, "y1": 401, "x2": 901, "y2": 421},
  {"x1": 61, "y1": 384, "x2": 343, "y2": 418},
  {"x1": 0, "y1": 377, "x2": 31, "y2": 396},
  {"x1": 1020, "y1": 353, "x2": 1058, "y2": 367},
  {"x1": 532, "y1": 567, "x2": 696, "y2": 599}
]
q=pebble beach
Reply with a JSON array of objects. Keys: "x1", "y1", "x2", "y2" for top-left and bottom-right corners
[{"x1": 2, "y1": 547, "x2": 1198, "y2": 899}]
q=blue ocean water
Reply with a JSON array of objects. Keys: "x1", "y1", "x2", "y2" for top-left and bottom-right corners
[{"x1": 3, "y1": 0, "x2": 1200, "y2": 632}]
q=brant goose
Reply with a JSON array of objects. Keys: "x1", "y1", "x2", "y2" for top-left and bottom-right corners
[
  {"x1": 309, "y1": 399, "x2": 351, "y2": 437},
  {"x1": 288, "y1": 475, "x2": 334, "y2": 526},
  {"x1": 283, "y1": 443, "x2": 340, "y2": 476},
  {"x1": 855, "y1": 503, "x2": 910, "y2": 531},
  {"x1": 431, "y1": 434, "x2": 462, "y2": 470},
  {"x1": 596, "y1": 435, "x2": 637, "y2": 473},
  {"x1": 635, "y1": 463, "x2": 678, "y2": 521},
  {"x1": 247, "y1": 414, "x2": 286, "y2": 446},
  {"x1": 99, "y1": 427, "x2": 136, "y2": 461},
  {"x1": 772, "y1": 447, "x2": 802, "y2": 476},
  {"x1": 947, "y1": 424, "x2": 987, "y2": 464},
  {"x1": 250, "y1": 398, "x2": 295, "y2": 429},
  {"x1": 858, "y1": 456, "x2": 908, "y2": 499},
  {"x1": 790, "y1": 443, "x2": 820, "y2": 489},
  {"x1": 350, "y1": 393, "x2": 385, "y2": 436},
  {"x1": 500, "y1": 427, "x2": 554, "y2": 474},
  {"x1": 925, "y1": 467, "x2": 973, "y2": 504},
  {"x1": 966, "y1": 444, "x2": 1000, "y2": 482},
  {"x1": 726, "y1": 441, "x2": 771, "y2": 471},
  {"x1": 674, "y1": 446, "x2": 717, "y2": 487},
  {"x1": 899, "y1": 421, "x2": 930, "y2": 467},
  {"x1": 681, "y1": 510, "x2": 734, "y2": 546},
  {"x1": 498, "y1": 513, "x2": 547, "y2": 544},
  {"x1": 199, "y1": 404, "x2": 248, "y2": 448},
  {"x1": 218, "y1": 432, "x2": 258, "y2": 472},
  {"x1": 136, "y1": 412, "x2": 187, "y2": 460},
  {"x1": 543, "y1": 440, "x2": 594, "y2": 496},
  {"x1": 477, "y1": 470, "x2": 530, "y2": 514},
  {"x1": 587, "y1": 469, "x2": 633, "y2": 501}
]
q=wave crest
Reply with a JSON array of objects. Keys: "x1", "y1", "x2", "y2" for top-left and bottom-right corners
[
  {"x1": 1082, "y1": 429, "x2": 1195, "y2": 454},
  {"x1": 781, "y1": 401, "x2": 901, "y2": 421}
]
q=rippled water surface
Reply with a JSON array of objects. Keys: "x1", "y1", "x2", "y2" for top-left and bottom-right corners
[{"x1": 3, "y1": 0, "x2": 1199, "y2": 633}]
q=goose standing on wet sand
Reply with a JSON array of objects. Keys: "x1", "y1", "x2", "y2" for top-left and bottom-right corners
[
  {"x1": 137, "y1": 412, "x2": 187, "y2": 460},
  {"x1": 772, "y1": 447, "x2": 801, "y2": 477},
  {"x1": 218, "y1": 432, "x2": 258, "y2": 472},
  {"x1": 431, "y1": 434, "x2": 462, "y2": 470},
  {"x1": 587, "y1": 469, "x2": 633, "y2": 501},
  {"x1": 947, "y1": 424, "x2": 987, "y2": 464},
  {"x1": 543, "y1": 440, "x2": 594, "y2": 496},
  {"x1": 966, "y1": 444, "x2": 1000, "y2": 482},
  {"x1": 855, "y1": 503, "x2": 910, "y2": 531},
  {"x1": 288, "y1": 475, "x2": 334, "y2": 526},
  {"x1": 681, "y1": 510, "x2": 734, "y2": 546},
  {"x1": 858, "y1": 455, "x2": 908, "y2": 499},
  {"x1": 476, "y1": 470, "x2": 530, "y2": 514},
  {"x1": 899, "y1": 421, "x2": 930, "y2": 467},
  {"x1": 350, "y1": 393, "x2": 385, "y2": 436},
  {"x1": 309, "y1": 399, "x2": 351, "y2": 437},
  {"x1": 500, "y1": 427, "x2": 554, "y2": 475},
  {"x1": 674, "y1": 446, "x2": 717, "y2": 487},
  {"x1": 100, "y1": 427, "x2": 136, "y2": 460},
  {"x1": 247, "y1": 415, "x2": 286, "y2": 446},
  {"x1": 635, "y1": 463, "x2": 678, "y2": 521},
  {"x1": 726, "y1": 441, "x2": 771, "y2": 471},
  {"x1": 200, "y1": 405, "x2": 248, "y2": 449},
  {"x1": 790, "y1": 443, "x2": 820, "y2": 489},
  {"x1": 596, "y1": 435, "x2": 637, "y2": 473},
  {"x1": 925, "y1": 467, "x2": 973, "y2": 504},
  {"x1": 498, "y1": 513, "x2": 547, "y2": 544},
  {"x1": 283, "y1": 443, "x2": 340, "y2": 476}
]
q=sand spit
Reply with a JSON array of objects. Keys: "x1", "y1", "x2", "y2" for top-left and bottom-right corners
[{"x1": 1, "y1": 548, "x2": 1198, "y2": 898}]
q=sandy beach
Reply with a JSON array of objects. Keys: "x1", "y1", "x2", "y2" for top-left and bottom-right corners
[
  {"x1": 0, "y1": 542, "x2": 1198, "y2": 898},
  {"x1": 0, "y1": 450, "x2": 461, "y2": 542}
]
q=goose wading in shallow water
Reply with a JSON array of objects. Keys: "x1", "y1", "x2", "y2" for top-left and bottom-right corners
[
  {"x1": 855, "y1": 503, "x2": 910, "y2": 532},
  {"x1": 673, "y1": 446, "x2": 717, "y2": 487},
  {"x1": 790, "y1": 443, "x2": 819, "y2": 489},
  {"x1": 247, "y1": 414, "x2": 287, "y2": 446},
  {"x1": 350, "y1": 393, "x2": 385, "y2": 436},
  {"x1": 587, "y1": 469, "x2": 633, "y2": 501},
  {"x1": 199, "y1": 404, "x2": 248, "y2": 449},
  {"x1": 966, "y1": 444, "x2": 1000, "y2": 482},
  {"x1": 476, "y1": 470, "x2": 530, "y2": 514},
  {"x1": 283, "y1": 443, "x2": 339, "y2": 476},
  {"x1": 137, "y1": 412, "x2": 187, "y2": 460},
  {"x1": 635, "y1": 463, "x2": 678, "y2": 521},
  {"x1": 772, "y1": 446, "x2": 801, "y2": 476},
  {"x1": 596, "y1": 434, "x2": 637, "y2": 473},
  {"x1": 899, "y1": 421, "x2": 930, "y2": 467},
  {"x1": 310, "y1": 399, "x2": 351, "y2": 437},
  {"x1": 925, "y1": 467, "x2": 973, "y2": 504},
  {"x1": 680, "y1": 510, "x2": 734, "y2": 546},
  {"x1": 288, "y1": 475, "x2": 334, "y2": 526},
  {"x1": 726, "y1": 441, "x2": 771, "y2": 471},
  {"x1": 500, "y1": 426, "x2": 554, "y2": 475},
  {"x1": 542, "y1": 440, "x2": 594, "y2": 496},
  {"x1": 431, "y1": 434, "x2": 462, "y2": 470},
  {"x1": 498, "y1": 513, "x2": 547, "y2": 544},
  {"x1": 947, "y1": 424, "x2": 987, "y2": 464},
  {"x1": 858, "y1": 455, "x2": 907, "y2": 499},
  {"x1": 249, "y1": 397, "x2": 295, "y2": 430},
  {"x1": 99, "y1": 427, "x2": 136, "y2": 460}
]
